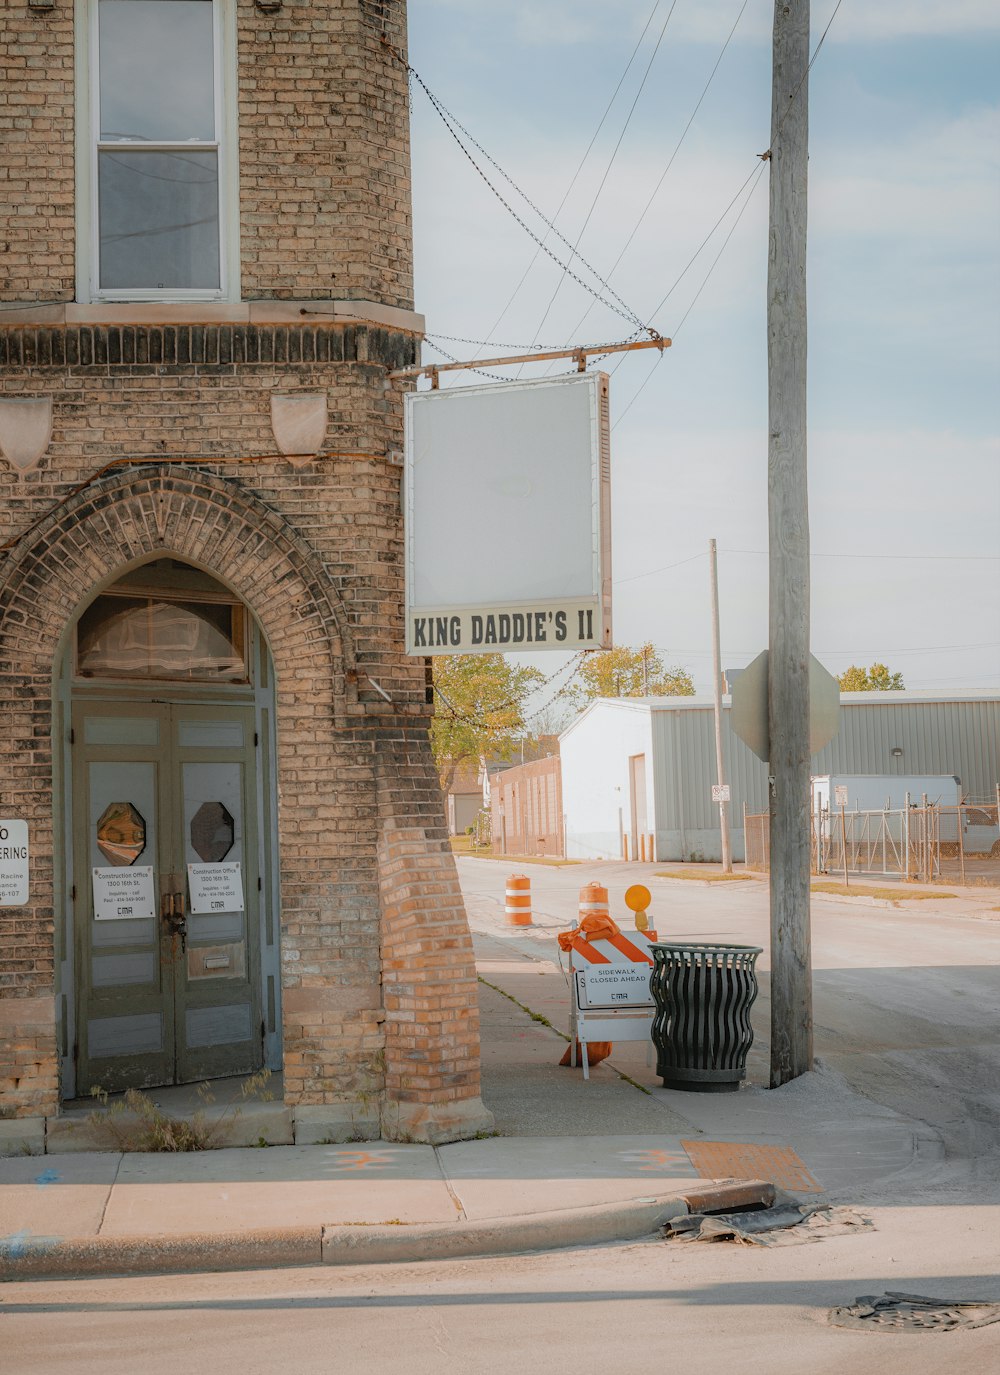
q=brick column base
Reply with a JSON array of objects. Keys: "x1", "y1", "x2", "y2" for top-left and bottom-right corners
[{"x1": 373, "y1": 723, "x2": 493, "y2": 1143}]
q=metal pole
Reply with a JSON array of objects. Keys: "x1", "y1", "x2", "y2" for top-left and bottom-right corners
[
  {"x1": 709, "y1": 539, "x2": 733, "y2": 872},
  {"x1": 904, "y1": 791, "x2": 911, "y2": 880},
  {"x1": 957, "y1": 803, "x2": 966, "y2": 885},
  {"x1": 767, "y1": 0, "x2": 812, "y2": 1087}
]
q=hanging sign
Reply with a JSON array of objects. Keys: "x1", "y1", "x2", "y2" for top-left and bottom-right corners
[
  {"x1": 188, "y1": 861, "x2": 245, "y2": 914},
  {"x1": 404, "y1": 372, "x2": 613, "y2": 654},
  {"x1": 0, "y1": 820, "x2": 29, "y2": 906},
  {"x1": 92, "y1": 865, "x2": 156, "y2": 921}
]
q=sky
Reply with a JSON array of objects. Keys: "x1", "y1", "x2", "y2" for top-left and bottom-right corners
[{"x1": 405, "y1": 0, "x2": 1000, "y2": 716}]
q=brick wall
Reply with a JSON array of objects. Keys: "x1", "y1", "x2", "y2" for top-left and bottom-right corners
[
  {"x1": 238, "y1": 0, "x2": 414, "y2": 305},
  {"x1": 491, "y1": 756, "x2": 564, "y2": 858},
  {"x1": 0, "y1": 3, "x2": 75, "y2": 301}
]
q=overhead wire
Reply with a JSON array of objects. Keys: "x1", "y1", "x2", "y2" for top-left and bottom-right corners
[
  {"x1": 608, "y1": 1, "x2": 846, "y2": 419},
  {"x1": 521, "y1": 0, "x2": 680, "y2": 367},
  {"x1": 611, "y1": 159, "x2": 766, "y2": 426},
  {"x1": 385, "y1": 40, "x2": 653, "y2": 335},
  {"x1": 555, "y1": 0, "x2": 753, "y2": 356},
  {"x1": 398, "y1": 1, "x2": 845, "y2": 401},
  {"x1": 476, "y1": 0, "x2": 666, "y2": 358}
]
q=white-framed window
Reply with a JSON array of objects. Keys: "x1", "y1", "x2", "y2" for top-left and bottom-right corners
[{"x1": 75, "y1": 0, "x2": 239, "y2": 302}]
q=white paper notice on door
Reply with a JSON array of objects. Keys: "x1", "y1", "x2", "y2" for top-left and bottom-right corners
[
  {"x1": 93, "y1": 866, "x2": 156, "y2": 921},
  {"x1": 188, "y1": 862, "x2": 245, "y2": 914}
]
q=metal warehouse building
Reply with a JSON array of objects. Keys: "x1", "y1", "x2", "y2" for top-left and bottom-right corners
[{"x1": 560, "y1": 692, "x2": 1000, "y2": 863}]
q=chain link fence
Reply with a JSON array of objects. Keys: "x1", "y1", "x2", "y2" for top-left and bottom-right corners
[{"x1": 745, "y1": 801, "x2": 1000, "y2": 884}]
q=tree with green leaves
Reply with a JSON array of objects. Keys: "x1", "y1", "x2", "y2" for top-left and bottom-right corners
[
  {"x1": 837, "y1": 662, "x2": 905, "y2": 691},
  {"x1": 568, "y1": 642, "x2": 694, "y2": 710},
  {"x1": 430, "y1": 654, "x2": 544, "y2": 792}
]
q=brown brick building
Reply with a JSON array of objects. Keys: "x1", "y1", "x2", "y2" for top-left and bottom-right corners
[{"x1": 0, "y1": 0, "x2": 493, "y2": 1145}]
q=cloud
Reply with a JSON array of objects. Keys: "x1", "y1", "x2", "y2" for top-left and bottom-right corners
[
  {"x1": 827, "y1": 1, "x2": 1000, "y2": 41},
  {"x1": 420, "y1": 1, "x2": 1000, "y2": 48}
]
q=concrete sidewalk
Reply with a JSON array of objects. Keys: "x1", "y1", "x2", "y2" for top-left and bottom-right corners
[{"x1": 0, "y1": 931, "x2": 940, "y2": 1280}]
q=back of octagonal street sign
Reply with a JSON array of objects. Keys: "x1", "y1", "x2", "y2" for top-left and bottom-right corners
[{"x1": 730, "y1": 650, "x2": 840, "y2": 763}]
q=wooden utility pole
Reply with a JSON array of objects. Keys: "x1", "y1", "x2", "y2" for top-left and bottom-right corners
[
  {"x1": 767, "y1": 0, "x2": 813, "y2": 1086},
  {"x1": 709, "y1": 539, "x2": 732, "y2": 873}
]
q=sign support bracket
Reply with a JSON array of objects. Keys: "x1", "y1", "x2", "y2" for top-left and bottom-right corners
[{"x1": 389, "y1": 336, "x2": 669, "y2": 385}]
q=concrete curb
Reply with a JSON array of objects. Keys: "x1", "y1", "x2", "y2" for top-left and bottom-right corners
[
  {"x1": 0, "y1": 1226, "x2": 321, "y2": 1280},
  {"x1": 0, "y1": 1179, "x2": 775, "y2": 1280}
]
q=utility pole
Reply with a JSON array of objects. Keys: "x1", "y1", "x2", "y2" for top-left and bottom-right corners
[
  {"x1": 641, "y1": 645, "x2": 649, "y2": 696},
  {"x1": 767, "y1": 0, "x2": 813, "y2": 1086},
  {"x1": 709, "y1": 539, "x2": 732, "y2": 873}
]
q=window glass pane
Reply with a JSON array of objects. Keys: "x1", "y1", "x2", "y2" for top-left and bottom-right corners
[
  {"x1": 77, "y1": 596, "x2": 248, "y2": 682},
  {"x1": 99, "y1": 149, "x2": 220, "y2": 289},
  {"x1": 99, "y1": 0, "x2": 216, "y2": 142}
]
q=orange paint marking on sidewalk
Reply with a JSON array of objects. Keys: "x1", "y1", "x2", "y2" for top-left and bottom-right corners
[
  {"x1": 619, "y1": 1147, "x2": 697, "y2": 1174},
  {"x1": 681, "y1": 1140, "x2": 822, "y2": 1193},
  {"x1": 326, "y1": 1150, "x2": 392, "y2": 1172}
]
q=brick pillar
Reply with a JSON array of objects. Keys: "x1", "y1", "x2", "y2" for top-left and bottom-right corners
[{"x1": 375, "y1": 730, "x2": 494, "y2": 1143}]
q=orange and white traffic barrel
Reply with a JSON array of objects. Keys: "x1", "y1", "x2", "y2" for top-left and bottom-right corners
[
  {"x1": 578, "y1": 881, "x2": 609, "y2": 921},
  {"x1": 505, "y1": 873, "x2": 532, "y2": 926}
]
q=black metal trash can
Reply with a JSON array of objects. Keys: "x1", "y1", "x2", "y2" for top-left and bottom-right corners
[{"x1": 649, "y1": 942, "x2": 762, "y2": 1092}]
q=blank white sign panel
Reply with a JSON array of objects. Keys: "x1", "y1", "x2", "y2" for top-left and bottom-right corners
[{"x1": 404, "y1": 372, "x2": 612, "y2": 654}]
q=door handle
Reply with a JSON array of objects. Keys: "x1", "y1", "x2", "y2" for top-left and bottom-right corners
[{"x1": 161, "y1": 891, "x2": 188, "y2": 953}]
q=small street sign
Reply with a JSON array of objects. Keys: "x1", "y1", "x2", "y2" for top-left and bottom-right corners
[
  {"x1": 834, "y1": 785, "x2": 849, "y2": 808},
  {"x1": 712, "y1": 784, "x2": 731, "y2": 803},
  {"x1": 0, "y1": 819, "x2": 29, "y2": 906}
]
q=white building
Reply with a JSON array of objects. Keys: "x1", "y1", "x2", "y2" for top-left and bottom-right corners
[{"x1": 559, "y1": 692, "x2": 1000, "y2": 862}]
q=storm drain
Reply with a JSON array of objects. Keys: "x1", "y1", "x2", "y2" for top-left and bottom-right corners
[{"x1": 829, "y1": 1292, "x2": 1000, "y2": 1333}]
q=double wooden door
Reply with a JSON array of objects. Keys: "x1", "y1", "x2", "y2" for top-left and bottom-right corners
[{"x1": 72, "y1": 700, "x2": 263, "y2": 1093}]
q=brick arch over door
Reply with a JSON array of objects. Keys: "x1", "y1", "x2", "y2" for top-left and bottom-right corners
[{"x1": 0, "y1": 464, "x2": 354, "y2": 705}]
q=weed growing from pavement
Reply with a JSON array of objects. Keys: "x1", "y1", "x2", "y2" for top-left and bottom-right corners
[
  {"x1": 477, "y1": 976, "x2": 653, "y2": 1095},
  {"x1": 84, "y1": 1068, "x2": 272, "y2": 1151},
  {"x1": 477, "y1": 976, "x2": 568, "y2": 1040}
]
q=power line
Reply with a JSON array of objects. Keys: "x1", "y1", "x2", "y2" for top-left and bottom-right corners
[
  {"x1": 558, "y1": 0, "x2": 753, "y2": 350},
  {"x1": 478, "y1": 0, "x2": 666, "y2": 357},
  {"x1": 611, "y1": 160, "x2": 766, "y2": 425},
  {"x1": 524, "y1": 0, "x2": 680, "y2": 359},
  {"x1": 615, "y1": 550, "x2": 707, "y2": 585},
  {"x1": 387, "y1": 42, "x2": 653, "y2": 334},
  {"x1": 723, "y1": 549, "x2": 1000, "y2": 562}
]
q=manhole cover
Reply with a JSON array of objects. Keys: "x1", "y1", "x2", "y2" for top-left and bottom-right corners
[{"x1": 829, "y1": 1292, "x2": 1000, "y2": 1333}]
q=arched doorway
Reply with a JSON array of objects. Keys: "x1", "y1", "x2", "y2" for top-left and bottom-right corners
[{"x1": 58, "y1": 557, "x2": 281, "y2": 1098}]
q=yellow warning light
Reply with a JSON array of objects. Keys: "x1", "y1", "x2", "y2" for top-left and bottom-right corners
[{"x1": 624, "y1": 883, "x2": 652, "y2": 932}]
